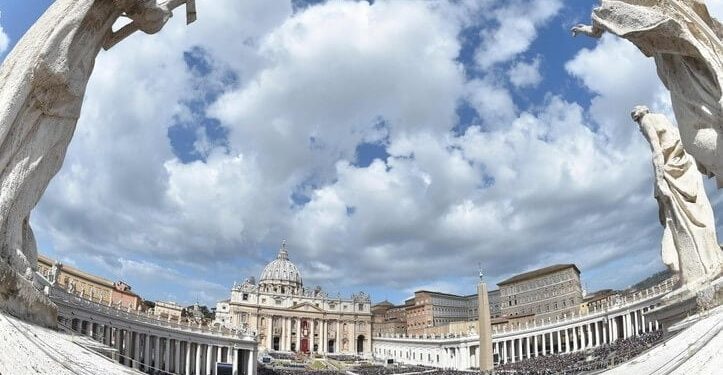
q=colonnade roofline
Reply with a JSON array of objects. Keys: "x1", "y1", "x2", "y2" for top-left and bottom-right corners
[{"x1": 49, "y1": 286, "x2": 256, "y2": 347}]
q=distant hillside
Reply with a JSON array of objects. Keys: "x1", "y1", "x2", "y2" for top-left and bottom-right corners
[{"x1": 629, "y1": 269, "x2": 674, "y2": 291}]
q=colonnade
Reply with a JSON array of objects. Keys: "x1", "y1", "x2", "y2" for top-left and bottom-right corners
[
  {"x1": 492, "y1": 306, "x2": 658, "y2": 364},
  {"x1": 374, "y1": 342, "x2": 478, "y2": 369},
  {"x1": 65, "y1": 317, "x2": 255, "y2": 375},
  {"x1": 50, "y1": 287, "x2": 258, "y2": 375},
  {"x1": 373, "y1": 293, "x2": 665, "y2": 371}
]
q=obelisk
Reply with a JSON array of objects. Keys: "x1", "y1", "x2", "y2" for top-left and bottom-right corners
[{"x1": 478, "y1": 270, "x2": 493, "y2": 372}]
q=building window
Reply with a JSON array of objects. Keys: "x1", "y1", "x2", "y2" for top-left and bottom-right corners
[{"x1": 242, "y1": 293, "x2": 249, "y2": 301}]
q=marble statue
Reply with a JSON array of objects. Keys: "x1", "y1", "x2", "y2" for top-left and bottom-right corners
[
  {"x1": 573, "y1": 1, "x2": 723, "y2": 186},
  {"x1": 49, "y1": 262, "x2": 61, "y2": 286},
  {"x1": 631, "y1": 105, "x2": 723, "y2": 294},
  {"x1": 0, "y1": 0, "x2": 195, "y2": 326}
]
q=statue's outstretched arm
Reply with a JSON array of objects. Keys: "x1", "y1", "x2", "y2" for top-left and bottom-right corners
[
  {"x1": 104, "y1": 0, "x2": 196, "y2": 50},
  {"x1": 571, "y1": 22, "x2": 604, "y2": 39}
]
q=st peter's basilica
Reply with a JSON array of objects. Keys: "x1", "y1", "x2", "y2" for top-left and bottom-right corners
[{"x1": 213, "y1": 242, "x2": 372, "y2": 355}]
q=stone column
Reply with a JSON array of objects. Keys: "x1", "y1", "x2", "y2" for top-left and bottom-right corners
[
  {"x1": 267, "y1": 316, "x2": 274, "y2": 350},
  {"x1": 641, "y1": 309, "x2": 647, "y2": 333},
  {"x1": 185, "y1": 342, "x2": 192, "y2": 375},
  {"x1": 279, "y1": 318, "x2": 285, "y2": 351},
  {"x1": 516, "y1": 338, "x2": 522, "y2": 361},
  {"x1": 114, "y1": 328, "x2": 122, "y2": 362},
  {"x1": 133, "y1": 332, "x2": 141, "y2": 369},
  {"x1": 195, "y1": 343, "x2": 202, "y2": 375},
  {"x1": 154, "y1": 336, "x2": 162, "y2": 370},
  {"x1": 249, "y1": 349, "x2": 258, "y2": 375},
  {"x1": 501, "y1": 341, "x2": 507, "y2": 364},
  {"x1": 541, "y1": 333, "x2": 546, "y2": 355},
  {"x1": 563, "y1": 329, "x2": 569, "y2": 353},
  {"x1": 287, "y1": 318, "x2": 293, "y2": 351},
  {"x1": 232, "y1": 348, "x2": 239, "y2": 375},
  {"x1": 217, "y1": 345, "x2": 223, "y2": 364},
  {"x1": 336, "y1": 320, "x2": 341, "y2": 353},
  {"x1": 526, "y1": 336, "x2": 531, "y2": 359},
  {"x1": 143, "y1": 334, "x2": 151, "y2": 370},
  {"x1": 205, "y1": 344, "x2": 213, "y2": 375},
  {"x1": 295, "y1": 319, "x2": 301, "y2": 352},
  {"x1": 322, "y1": 320, "x2": 328, "y2": 353},
  {"x1": 351, "y1": 320, "x2": 356, "y2": 353},
  {"x1": 580, "y1": 326, "x2": 586, "y2": 350},
  {"x1": 163, "y1": 337, "x2": 170, "y2": 371},
  {"x1": 633, "y1": 310, "x2": 640, "y2": 336},
  {"x1": 175, "y1": 340, "x2": 182, "y2": 373},
  {"x1": 102, "y1": 325, "x2": 109, "y2": 346},
  {"x1": 533, "y1": 335, "x2": 538, "y2": 357}
]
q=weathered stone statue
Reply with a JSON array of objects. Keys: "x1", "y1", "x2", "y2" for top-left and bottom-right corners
[
  {"x1": 0, "y1": 0, "x2": 195, "y2": 327},
  {"x1": 573, "y1": 1, "x2": 723, "y2": 186},
  {"x1": 631, "y1": 105, "x2": 723, "y2": 295}
]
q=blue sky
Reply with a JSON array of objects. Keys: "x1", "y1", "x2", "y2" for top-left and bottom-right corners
[{"x1": 2, "y1": 0, "x2": 722, "y2": 307}]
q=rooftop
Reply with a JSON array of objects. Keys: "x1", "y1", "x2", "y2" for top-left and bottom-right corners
[{"x1": 497, "y1": 264, "x2": 580, "y2": 286}]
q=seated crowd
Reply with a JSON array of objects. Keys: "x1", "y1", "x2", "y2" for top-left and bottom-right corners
[
  {"x1": 352, "y1": 364, "x2": 433, "y2": 375},
  {"x1": 495, "y1": 330, "x2": 664, "y2": 374},
  {"x1": 258, "y1": 365, "x2": 345, "y2": 375},
  {"x1": 267, "y1": 352, "x2": 299, "y2": 361},
  {"x1": 326, "y1": 354, "x2": 362, "y2": 362}
]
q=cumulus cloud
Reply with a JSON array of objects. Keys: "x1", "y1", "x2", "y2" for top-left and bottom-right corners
[
  {"x1": 508, "y1": 57, "x2": 542, "y2": 88},
  {"x1": 465, "y1": 78, "x2": 517, "y2": 128},
  {"x1": 475, "y1": 0, "x2": 562, "y2": 69}
]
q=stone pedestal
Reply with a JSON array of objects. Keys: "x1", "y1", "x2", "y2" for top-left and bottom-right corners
[
  {"x1": 645, "y1": 277, "x2": 723, "y2": 331},
  {"x1": 0, "y1": 263, "x2": 57, "y2": 328}
]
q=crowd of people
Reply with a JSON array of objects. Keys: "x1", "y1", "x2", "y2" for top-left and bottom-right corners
[
  {"x1": 419, "y1": 371, "x2": 478, "y2": 375},
  {"x1": 352, "y1": 364, "x2": 433, "y2": 375},
  {"x1": 327, "y1": 354, "x2": 362, "y2": 362},
  {"x1": 267, "y1": 352, "x2": 300, "y2": 360},
  {"x1": 495, "y1": 330, "x2": 664, "y2": 374},
  {"x1": 258, "y1": 364, "x2": 345, "y2": 375}
]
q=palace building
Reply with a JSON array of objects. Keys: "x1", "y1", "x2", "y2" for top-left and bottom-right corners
[
  {"x1": 497, "y1": 263, "x2": 582, "y2": 320},
  {"x1": 213, "y1": 242, "x2": 372, "y2": 355}
]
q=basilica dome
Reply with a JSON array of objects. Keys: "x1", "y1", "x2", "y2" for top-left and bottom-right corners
[{"x1": 259, "y1": 242, "x2": 303, "y2": 294}]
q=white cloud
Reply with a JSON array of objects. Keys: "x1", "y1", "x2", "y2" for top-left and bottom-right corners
[
  {"x1": 475, "y1": 0, "x2": 562, "y2": 69},
  {"x1": 508, "y1": 57, "x2": 542, "y2": 88},
  {"x1": 0, "y1": 11, "x2": 9, "y2": 54},
  {"x1": 566, "y1": 35, "x2": 671, "y2": 148},
  {"x1": 465, "y1": 78, "x2": 517, "y2": 128}
]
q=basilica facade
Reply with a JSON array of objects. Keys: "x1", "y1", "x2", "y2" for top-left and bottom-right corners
[{"x1": 214, "y1": 243, "x2": 372, "y2": 355}]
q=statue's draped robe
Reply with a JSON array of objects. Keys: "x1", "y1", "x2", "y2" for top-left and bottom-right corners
[
  {"x1": 644, "y1": 113, "x2": 723, "y2": 287},
  {"x1": 593, "y1": 0, "x2": 723, "y2": 185},
  {"x1": 0, "y1": 0, "x2": 120, "y2": 273}
]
